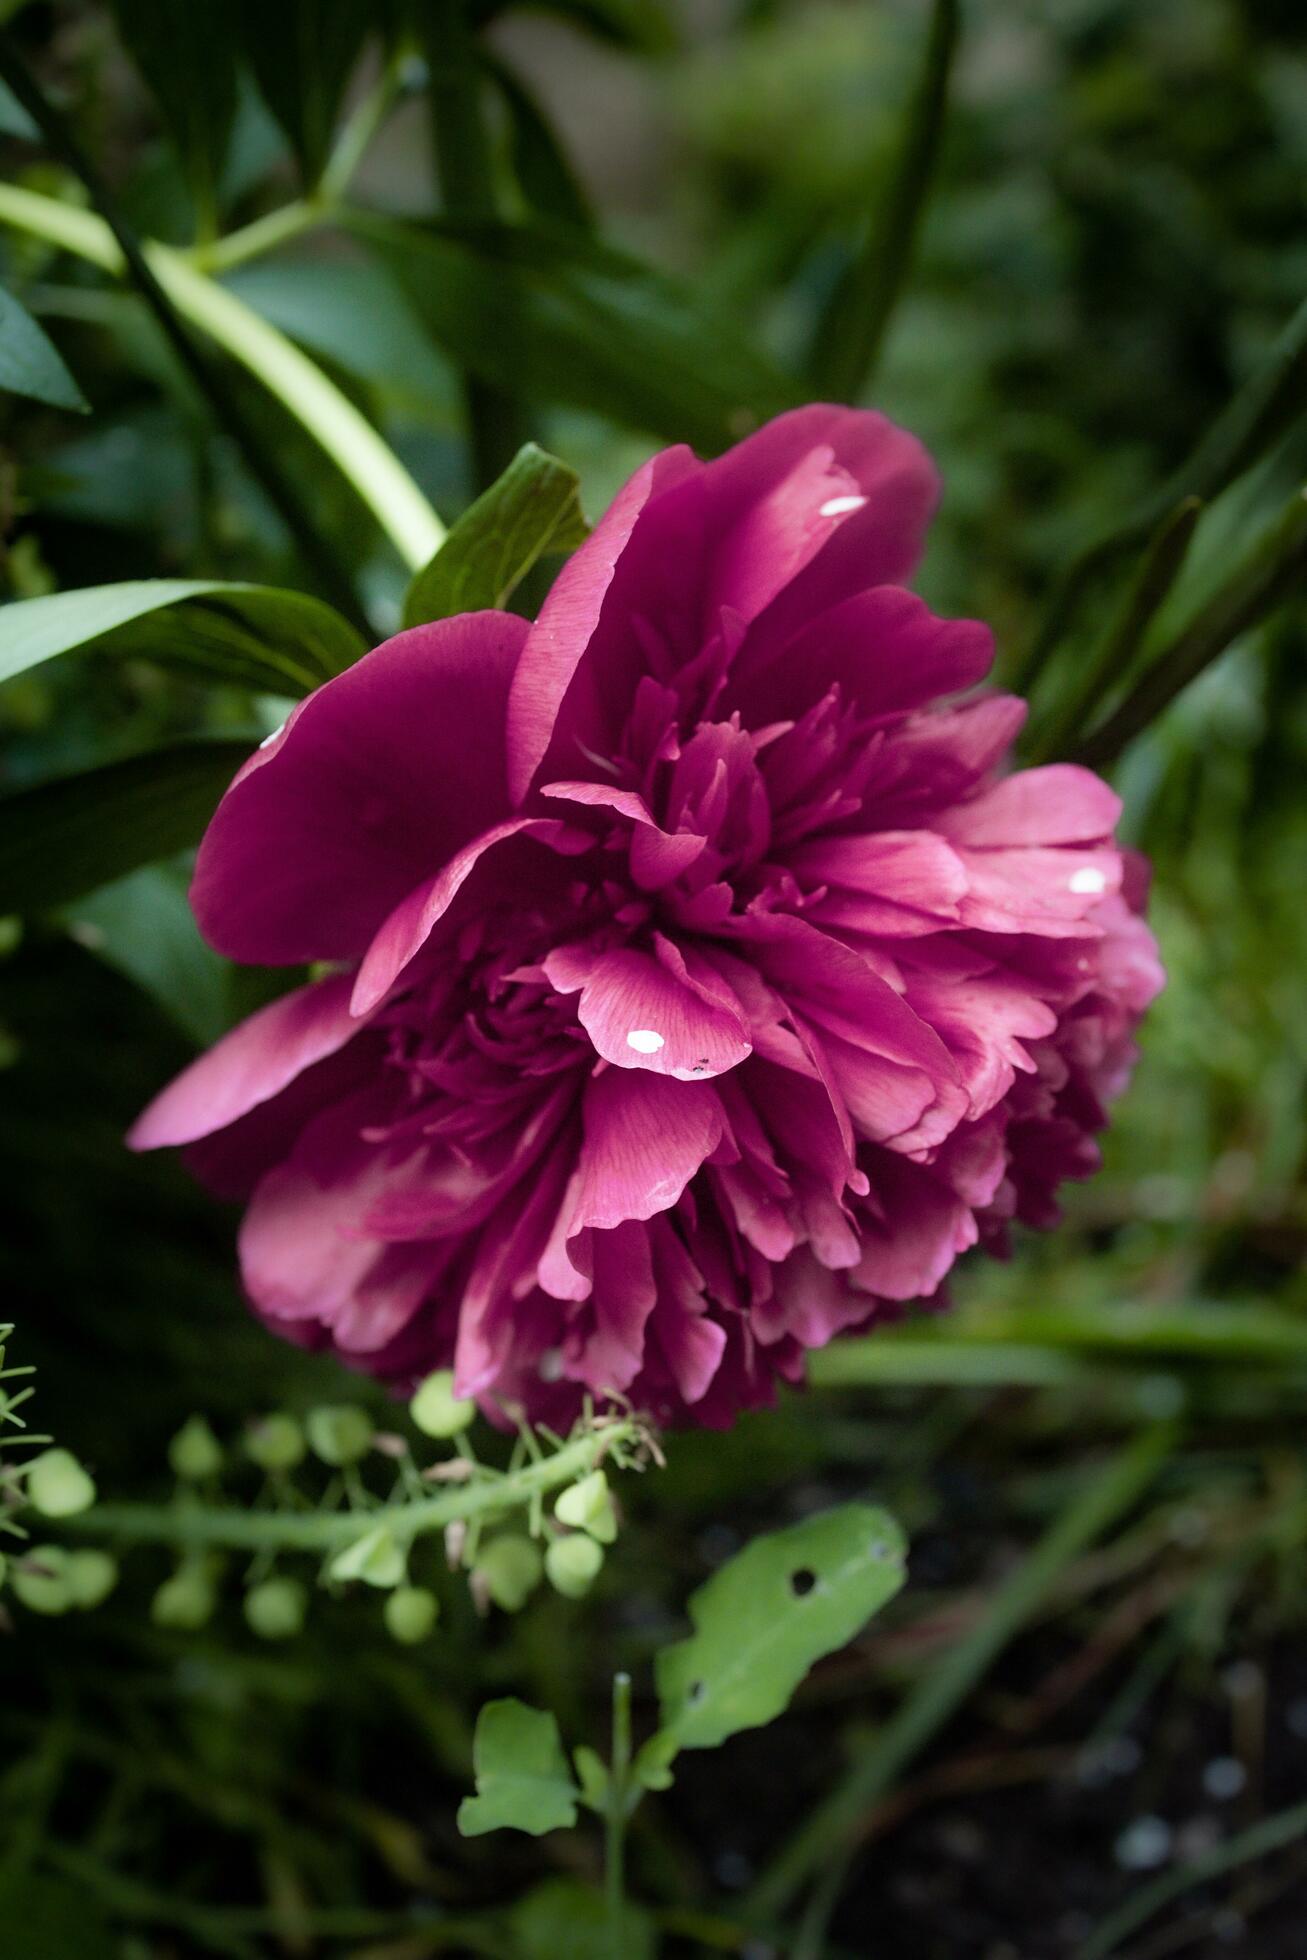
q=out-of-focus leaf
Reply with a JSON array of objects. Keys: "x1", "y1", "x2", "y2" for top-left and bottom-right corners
[
  {"x1": 110, "y1": 0, "x2": 239, "y2": 227},
  {"x1": 403, "y1": 441, "x2": 588, "y2": 626},
  {"x1": 0, "y1": 1871, "x2": 116, "y2": 1960},
  {"x1": 486, "y1": 55, "x2": 594, "y2": 232},
  {"x1": 0, "y1": 741, "x2": 251, "y2": 913},
  {"x1": 649, "y1": 1505, "x2": 907, "y2": 1756},
  {"x1": 509, "y1": 1878, "x2": 657, "y2": 1960},
  {"x1": 0, "y1": 284, "x2": 89, "y2": 412},
  {"x1": 351, "y1": 212, "x2": 799, "y2": 454},
  {"x1": 63, "y1": 865, "x2": 230, "y2": 1046},
  {"x1": 0, "y1": 77, "x2": 38, "y2": 140},
  {"x1": 457, "y1": 1699, "x2": 579, "y2": 1838},
  {"x1": 470, "y1": 0, "x2": 677, "y2": 53},
  {"x1": 236, "y1": 0, "x2": 376, "y2": 188},
  {"x1": 0, "y1": 579, "x2": 365, "y2": 696}
]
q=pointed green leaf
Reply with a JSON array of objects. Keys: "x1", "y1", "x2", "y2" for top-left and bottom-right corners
[
  {"x1": 0, "y1": 579, "x2": 365, "y2": 696},
  {"x1": 0, "y1": 284, "x2": 89, "y2": 413},
  {"x1": 403, "y1": 443, "x2": 589, "y2": 628},
  {"x1": 110, "y1": 0, "x2": 239, "y2": 227},
  {"x1": 650, "y1": 1504, "x2": 907, "y2": 1756},
  {"x1": 487, "y1": 56, "x2": 594, "y2": 232},
  {"x1": 62, "y1": 866, "x2": 231, "y2": 1046},
  {"x1": 458, "y1": 1699, "x2": 580, "y2": 1838},
  {"x1": 0, "y1": 740, "x2": 251, "y2": 913},
  {"x1": 236, "y1": 0, "x2": 376, "y2": 188}
]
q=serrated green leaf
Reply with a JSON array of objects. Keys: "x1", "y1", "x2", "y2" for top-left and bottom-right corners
[
  {"x1": 0, "y1": 578, "x2": 365, "y2": 696},
  {"x1": 352, "y1": 212, "x2": 799, "y2": 455},
  {"x1": 403, "y1": 442, "x2": 588, "y2": 627},
  {"x1": 0, "y1": 741, "x2": 251, "y2": 913},
  {"x1": 457, "y1": 1698, "x2": 579, "y2": 1838},
  {"x1": 0, "y1": 285, "x2": 89, "y2": 413},
  {"x1": 236, "y1": 0, "x2": 376, "y2": 188},
  {"x1": 650, "y1": 1504, "x2": 907, "y2": 1755}
]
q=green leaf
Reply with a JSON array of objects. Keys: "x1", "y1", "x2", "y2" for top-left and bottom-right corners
[
  {"x1": 509, "y1": 1878, "x2": 657, "y2": 1960},
  {"x1": 0, "y1": 1872, "x2": 117, "y2": 1959},
  {"x1": 487, "y1": 55, "x2": 594, "y2": 232},
  {"x1": 352, "y1": 212, "x2": 800, "y2": 455},
  {"x1": 236, "y1": 0, "x2": 376, "y2": 188},
  {"x1": 62, "y1": 865, "x2": 232, "y2": 1046},
  {"x1": 649, "y1": 1504, "x2": 907, "y2": 1756},
  {"x1": 470, "y1": 0, "x2": 677, "y2": 53},
  {"x1": 457, "y1": 1698, "x2": 580, "y2": 1838},
  {"x1": 110, "y1": 0, "x2": 240, "y2": 227},
  {"x1": 0, "y1": 578, "x2": 365, "y2": 696},
  {"x1": 0, "y1": 285, "x2": 89, "y2": 413},
  {"x1": 0, "y1": 741, "x2": 252, "y2": 913},
  {"x1": 403, "y1": 442, "x2": 589, "y2": 627}
]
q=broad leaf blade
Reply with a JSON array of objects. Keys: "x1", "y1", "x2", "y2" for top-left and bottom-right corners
[
  {"x1": 353, "y1": 212, "x2": 799, "y2": 455},
  {"x1": 64, "y1": 865, "x2": 231, "y2": 1046},
  {"x1": 458, "y1": 1699, "x2": 579, "y2": 1838},
  {"x1": 0, "y1": 579, "x2": 365, "y2": 696},
  {"x1": 403, "y1": 442, "x2": 589, "y2": 627},
  {"x1": 236, "y1": 0, "x2": 375, "y2": 188},
  {"x1": 0, "y1": 740, "x2": 251, "y2": 912},
  {"x1": 509, "y1": 1879, "x2": 657, "y2": 1960},
  {"x1": 0, "y1": 284, "x2": 89, "y2": 412},
  {"x1": 651, "y1": 1504, "x2": 907, "y2": 1754}
]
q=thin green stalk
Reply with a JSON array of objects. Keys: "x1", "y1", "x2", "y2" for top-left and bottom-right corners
[
  {"x1": 193, "y1": 197, "x2": 325, "y2": 276},
  {"x1": 1078, "y1": 1797, "x2": 1307, "y2": 1960},
  {"x1": 70, "y1": 1423, "x2": 633, "y2": 1555},
  {"x1": 807, "y1": 0, "x2": 960, "y2": 400},
  {"x1": 1075, "y1": 486, "x2": 1307, "y2": 767},
  {"x1": 1029, "y1": 495, "x2": 1202, "y2": 763},
  {"x1": 0, "y1": 36, "x2": 369, "y2": 628},
  {"x1": 0, "y1": 183, "x2": 444, "y2": 573},
  {"x1": 606, "y1": 1671, "x2": 633, "y2": 1960},
  {"x1": 424, "y1": 0, "x2": 529, "y2": 491},
  {"x1": 744, "y1": 1423, "x2": 1175, "y2": 1934}
]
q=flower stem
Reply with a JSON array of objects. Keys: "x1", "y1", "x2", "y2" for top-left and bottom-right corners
[
  {"x1": 605, "y1": 1670, "x2": 633, "y2": 1959},
  {"x1": 68, "y1": 1423, "x2": 634, "y2": 1555}
]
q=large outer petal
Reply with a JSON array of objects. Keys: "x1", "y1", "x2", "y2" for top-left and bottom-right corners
[{"x1": 192, "y1": 613, "x2": 529, "y2": 964}]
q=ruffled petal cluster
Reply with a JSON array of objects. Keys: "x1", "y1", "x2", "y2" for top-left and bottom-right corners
[{"x1": 131, "y1": 408, "x2": 1163, "y2": 1426}]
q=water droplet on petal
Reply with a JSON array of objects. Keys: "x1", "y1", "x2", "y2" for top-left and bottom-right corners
[
  {"x1": 1069, "y1": 865, "x2": 1108, "y2": 895},
  {"x1": 819, "y1": 495, "x2": 867, "y2": 518},
  {"x1": 626, "y1": 1028, "x2": 665, "y2": 1054}
]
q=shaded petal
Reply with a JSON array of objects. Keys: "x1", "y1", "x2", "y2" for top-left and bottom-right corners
[
  {"x1": 939, "y1": 764, "x2": 1121, "y2": 847},
  {"x1": 193, "y1": 613, "x2": 529, "y2": 964},
  {"x1": 543, "y1": 943, "x2": 751, "y2": 1080}
]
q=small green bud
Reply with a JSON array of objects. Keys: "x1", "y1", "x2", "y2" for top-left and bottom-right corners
[
  {"x1": 330, "y1": 1525, "x2": 405, "y2": 1589},
  {"x1": 384, "y1": 1585, "x2": 439, "y2": 1644},
  {"x1": 12, "y1": 1546, "x2": 72, "y2": 1615},
  {"x1": 474, "y1": 1534, "x2": 543, "y2": 1613},
  {"x1": 152, "y1": 1566, "x2": 216, "y2": 1631},
  {"x1": 554, "y1": 1469, "x2": 617, "y2": 1544},
  {"x1": 26, "y1": 1447, "x2": 97, "y2": 1518},
  {"x1": 306, "y1": 1405, "x2": 373, "y2": 1467},
  {"x1": 65, "y1": 1549, "x2": 118, "y2": 1610},
  {"x1": 168, "y1": 1415, "x2": 223, "y2": 1482},
  {"x1": 245, "y1": 1412, "x2": 306, "y2": 1473},
  {"x1": 244, "y1": 1576, "x2": 308, "y2": 1640},
  {"x1": 409, "y1": 1370, "x2": 475, "y2": 1440},
  {"x1": 545, "y1": 1533, "x2": 604, "y2": 1598}
]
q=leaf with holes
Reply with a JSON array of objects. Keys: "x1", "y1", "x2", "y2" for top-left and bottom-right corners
[
  {"x1": 0, "y1": 579, "x2": 365, "y2": 697},
  {"x1": 457, "y1": 1699, "x2": 580, "y2": 1838},
  {"x1": 403, "y1": 442, "x2": 589, "y2": 628},
  {"x1": 647, "y1": 1504, "x2": 907, "y2": 1759}
]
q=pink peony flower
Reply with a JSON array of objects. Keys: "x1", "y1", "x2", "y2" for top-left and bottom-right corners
[{"x1": 130, "y1": 407, "x2": 1163, "y2": 1426}]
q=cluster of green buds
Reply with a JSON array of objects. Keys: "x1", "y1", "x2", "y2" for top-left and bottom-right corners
[{"x1": 0, "y1": 1322, "x2": 118, "y2": 1619}]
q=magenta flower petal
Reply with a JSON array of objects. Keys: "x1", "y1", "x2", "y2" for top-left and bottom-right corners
[{"x1": 134, "y1": 406, "x2": 1162, "y2": 1428}]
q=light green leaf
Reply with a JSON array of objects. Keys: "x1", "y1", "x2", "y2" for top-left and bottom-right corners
[
  {"x1": 0, "y1": 578, "x2": 365, "y2": 696},
  {"x1": 0, "y1": 740, "x2": 252, "y2": 913},
  {"x1": 509, "y1": 1877, "x2": 657, "y2": 1960},
  {"x1": 457, "y1": 1698, "x2": 580, "y2": 1838},
  {"x1": 403, "y1": 443, "x2": 589, "y2": 628},
  {"x1": 0, "y1": 284, "x2": 89, "y2": 413},
  {"x1": 650, "y1": 1504, "x2": 907, "y2": 1756},
  {"x1": 63, "y1": 865, "x2": 231, "y2": 1046}
]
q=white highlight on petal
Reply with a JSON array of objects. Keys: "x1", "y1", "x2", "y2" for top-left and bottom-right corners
[
  {"x1": 626, "y1": 1028, "x2": 666, "y2": 1054},
  {"x1": 1069, "y1": 866, "x2": 1108, "y2": 895},
  {"x1": 819, "y1": 495, "x2": 867, "y2": 518},
  {"x1": 259, "y1": 720, "x2": 287, "y2": 750}
]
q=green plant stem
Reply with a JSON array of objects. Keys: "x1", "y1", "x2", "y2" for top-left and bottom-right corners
[
  {"x1": 1077, "y1": 1797, "x2": 1307, "y2": 1960},
  {"x1": 71, "y1": 1423, "x2": 634, "y2": 1555},
  {"x1": 1075, "y1": 486, "x2": 1307, "y2": 767},
  {"x1": 0, "y1": 35, "x2": 372, "y2": 628},
  {"x1": 194, "y1": 196, "x2": 325, "y2": 276},
  {"x1": 0, "y1": 182, "x2": 444, "y2": 575},
  {"x1": 424, "y1": 0, "x2": 529, "y2": 491},
  {"x1": 605, "y1": 1670, "x2": 633, "y2": 1960},
  {"x1": 745, "y1": 1423, "x2": 1175, "y2": 1936},
  {"x1": 807, "y1": 0, "x2": 959, "y2": 400}
]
